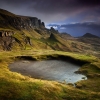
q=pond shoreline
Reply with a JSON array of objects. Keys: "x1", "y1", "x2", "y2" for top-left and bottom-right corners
[{"x1": 9, "y1": 59, "x2": 87, "y2": 84}]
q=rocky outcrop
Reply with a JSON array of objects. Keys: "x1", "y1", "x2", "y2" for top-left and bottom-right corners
[
  {"x1": 0, "y1": 36, "x2": 14, "y2": 51},
  {"x1": 0, "y1": 31, "x2": 15, "y2": 50},
  {"x1": 0, "y1": 31, "x2": 14, "y2": 37},
  {"x1": 0, "y1": 9, "x2": 45, "y2": 30},
  {"x1": 0, "y1": 30, "x2": 33, "y2": 51},
  {"x1": 50, "y1": 27, "x2": 59, "y2": 34}
]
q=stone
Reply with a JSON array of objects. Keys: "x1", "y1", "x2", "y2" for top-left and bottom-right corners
[{"x1": 42, "y1": 22, "x2": 45, "y2": 27}]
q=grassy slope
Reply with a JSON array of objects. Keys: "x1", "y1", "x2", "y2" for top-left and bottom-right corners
[
  {"x1": 0, "y1": 28, "x2": 50, "y2": 50},
  {"x1": 0, "y1": 8, "x2": 100, "y2": 55},
  {"x1": 0, "y1": 23, "x2": 93, "y2": 53},
  {"x1": 0, "y1": 22, "x2": 99, "y2": 54},
  {"x1": 0, "y1": 50, "x2": 100, "y2": 100},
  {"x1": 0, "y1": 9, "x2": 100, "y2": 99}
]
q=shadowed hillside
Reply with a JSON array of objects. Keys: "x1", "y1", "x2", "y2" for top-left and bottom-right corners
[
  {"x1": 0, "y1": 8, "x2": 100, "y2": 100},
  {"x1": 0, "y1": 8, "x2": 100, "y2": 56},
  {"x1": 82, "y1": 33, "x2": 100, "y2": 38}
]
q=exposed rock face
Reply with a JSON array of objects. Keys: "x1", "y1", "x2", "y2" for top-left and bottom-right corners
[
  {"x1": 0, "y1": 31, "x2": 14, "y2": 37},
  {"x1": 0, "y1": 9, "x2": 45, "y2": 30},
  {"x1": 42, "y1": 22, "x2": 45, "y2": 27},
  {"x1": 0, "y1": 36, "x2": 14, "y2": 51},
  {"x1": 0, "y1": 31, "x2": 15, "y2": 50},
  {"x1": 0, "y1": 30, "x2": 33, "y2": 51},
  {"x1": 50, "y1": 27, "x2": 59, "y2": 34}
]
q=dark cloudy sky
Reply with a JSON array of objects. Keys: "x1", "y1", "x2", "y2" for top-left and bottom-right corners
[{"x1": 0, "y1": 0, "x2": 100, "y2": 37}]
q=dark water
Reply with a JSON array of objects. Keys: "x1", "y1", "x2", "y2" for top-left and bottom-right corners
[{"x1": 9, "y1": 60, "x2": 87, "y2": 83}]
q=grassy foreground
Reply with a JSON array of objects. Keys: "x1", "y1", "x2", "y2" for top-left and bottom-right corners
[{"x1": 0, "y1": 50, "x2": 100, "y2": 100}]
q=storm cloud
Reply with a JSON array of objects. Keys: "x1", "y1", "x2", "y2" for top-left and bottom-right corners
[
  {"x1": 48, "y1": 22, "x2": 100, "y2": 37},
  {"x1": 0, "y1": 0, "x2": 100, "y2": 23},
  {"x1": 0, "y1": 0, "x2": 100, "y2": 36}
]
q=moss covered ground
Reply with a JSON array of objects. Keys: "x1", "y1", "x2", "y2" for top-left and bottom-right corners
[{"x1": 0, "y1": 50, "x2": 100, "y2": 100}]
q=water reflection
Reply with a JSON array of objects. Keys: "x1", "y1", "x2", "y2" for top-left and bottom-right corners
[{"x1": 9, "y1": 60, "x2": 87, "y2": 83}]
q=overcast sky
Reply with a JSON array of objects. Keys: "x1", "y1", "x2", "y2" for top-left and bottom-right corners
[{"x1": 0, "y1": 0, "x2": 100, "y2": 37}]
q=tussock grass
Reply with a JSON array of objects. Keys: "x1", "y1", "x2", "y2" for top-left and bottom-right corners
[{"x1": 0, "y1": 50, "x2": 100, "y2": 100}]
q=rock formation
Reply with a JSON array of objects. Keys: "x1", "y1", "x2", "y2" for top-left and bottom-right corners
[
  {"x1": 50, "y1": 27, "x2": 59, "y2": 34},
  {"x1": 0, "y1": 30, "x2": 32, "y2": 51},
  {"x1": 0, "y1": 31, "x2": 15, "y2": 50},
  {"x1": 0, "y1": 31, "x2": 14, "y2": 37},
  {"x1": 0, "y1": 9, "x2": 45, "y2": 30}
]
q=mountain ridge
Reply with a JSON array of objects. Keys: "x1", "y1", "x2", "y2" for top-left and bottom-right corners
[
  {"x1": 0, "y1": 8, "x2": 100, "y2": 56},
  {"x1": 0, "y1": 8, "x2": 45, "y2": 30},
  {"x1": 82, "y1": 33, "x2": 100, "y2": 38}
]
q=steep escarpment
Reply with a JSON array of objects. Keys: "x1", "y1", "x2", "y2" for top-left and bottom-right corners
[
  {"x1": 0, "y1": 9, "x2": 45, "y2": 30},
  {"x1": 0, "y1": 9, "x2": 47, "y2": 50},
  {"x1": 0, "y1": 9, "x2": 71, "y2": 51},
  {"x1": 0, "y1": 8, "x2": 100, "y2": 56}
]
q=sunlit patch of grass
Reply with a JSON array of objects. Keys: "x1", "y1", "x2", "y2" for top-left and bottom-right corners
[
  {"x1": 75, "y1": 77, "x2": 100, "y2": 92},
  {"x1": 0, "y1": 50, "x2": 100, "y2": 99}
]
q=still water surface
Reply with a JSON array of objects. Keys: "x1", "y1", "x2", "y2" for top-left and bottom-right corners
[{"x1": 9, "y1": 60, "x2": 87, "y2": 83}]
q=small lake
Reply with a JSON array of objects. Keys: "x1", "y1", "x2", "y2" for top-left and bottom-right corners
[{"x1": 9, "y1": 60, "x2": 87, "y2": 83}]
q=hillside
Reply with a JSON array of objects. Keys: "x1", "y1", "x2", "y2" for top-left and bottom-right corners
[
  {"x1": 0, "y1": 9, "x2": 100, "y2": 100},
  {"x1": 0, "y1": 9, "x2": 74, "y2": 52},
  {"x1": 59, "y1": 32, "x2": 75, "y2": 40},
  {"x1": 82, "y1": 33, "x2": 100, "y2": 38},
  {"x1": 77, "y1": 33, "x2": 100, "y2": 56},
  {"x1": 0, "y1": 8, "x2": 100, "y2": 56}
]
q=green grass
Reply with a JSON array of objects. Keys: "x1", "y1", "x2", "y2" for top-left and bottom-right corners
[
  {"x1": 0, "y1": 50, "x2": 100, "y2": 100},
  {"x1": 0, "y1": 27, "x2": 99, "y2": 55}
]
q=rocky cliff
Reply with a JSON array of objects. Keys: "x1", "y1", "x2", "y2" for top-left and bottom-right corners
[
  {"x1": 0, "y1": 9, "x2": 47, "y2": 50},
  {"x1": 0, "y1": 8, "x2": 100, "y2": 56},
  {"x1": 0, "y1": 9, "x2": 45, "y2": 30}
]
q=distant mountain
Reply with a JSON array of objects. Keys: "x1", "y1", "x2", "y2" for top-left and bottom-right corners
[
  {"x1": 59, "y1": 32, "x2": 75, "y2": 40},
  {"x1": 77, "y1": 33, "x2": 100, "y2": 53},
  {"x1": 60, "y1": 32, "x2": 72, "y2": 37},
  {"x1": 82, "y1": 33, "x2": 99, "y2": 38},
  {"x1": 0, "y1": 8, "x2": 100, "y2": 56}
]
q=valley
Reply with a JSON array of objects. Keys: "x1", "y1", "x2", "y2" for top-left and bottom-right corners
[{"x1": 0, "y1": 8, "x2": 100, "y2": 100}]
